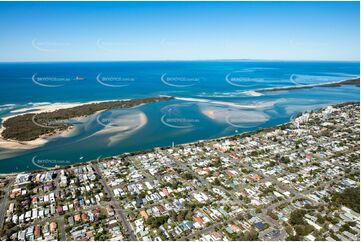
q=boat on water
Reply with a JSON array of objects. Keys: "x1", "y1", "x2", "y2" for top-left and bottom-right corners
[{"x1": 75, "y1": 76, "x2": 86, "y2": 81}]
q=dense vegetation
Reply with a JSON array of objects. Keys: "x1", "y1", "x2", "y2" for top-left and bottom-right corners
[
  {"x1": 331, "y1": 187, "x2": 360, "y2": 213},
  {"x1": 2, "y1": 96, "x2": 173, "y2": 141},
  {"x1": 260, "y1": 77, "x2": 360, "y2": 93},
  {"x1": 289, "y1": 209, "x2": 306, "y2": 225},
  {"x1": 286, "y1": 209, "x2": 315, "y2": 240}
]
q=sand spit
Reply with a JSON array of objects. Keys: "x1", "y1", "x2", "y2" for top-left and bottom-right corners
[
  {"x1": 0, "y1": 99, "x2": 128, "y2": 150},
  {"x1": 175, "y1": 97, "x2": 284, "y2": 109},
  {"x1": 243, "y1": 90, "x2": 264, "y2": 97}
]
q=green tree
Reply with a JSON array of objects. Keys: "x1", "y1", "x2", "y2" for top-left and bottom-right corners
[{"x1": 289, "y1": 209, "x2": 306, "y2": 225}]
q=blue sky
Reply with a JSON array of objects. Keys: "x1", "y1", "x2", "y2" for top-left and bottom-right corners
[{"x1": 0, "y1": 1, "x2": 359, "y2": 62}]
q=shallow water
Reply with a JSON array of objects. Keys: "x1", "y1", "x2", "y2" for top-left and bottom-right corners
[{"x1": 0, "y1": 61, "x2": 359, "y2": 173}]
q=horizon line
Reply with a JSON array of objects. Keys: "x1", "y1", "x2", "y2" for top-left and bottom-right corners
[{"x1": 0, "y1": 58, "x2": 360, "y2": 63}]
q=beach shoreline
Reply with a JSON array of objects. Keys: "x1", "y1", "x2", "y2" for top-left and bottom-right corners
[
  {"x1": 0, "y1": 101, "x2": 111, "y2": 150},
  {"x1": 0, "y1": 97, "x2": 172, "y2": 150},
  {"x1": 1, "y1": 101, "x2": 357, "y2": 176},
  {"x1": 257, "y1": 77, "x2": 360, "y2": 93}
]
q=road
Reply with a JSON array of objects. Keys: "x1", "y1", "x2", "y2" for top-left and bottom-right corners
[
  {"x1": 58, "y1": 216, "x2": 66, "y2": 240},
  {"x1": 0, "y1": 178, "x2": 14, "y2": 231},
  {"x1": 179, "y1": 215, "x2": 240, "y2": 241},
  {"x1": 92, "y1": 163, "x2": 136, "y2": 241}
]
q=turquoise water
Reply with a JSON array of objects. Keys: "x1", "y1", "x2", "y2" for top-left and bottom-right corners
[{"x1": 0, "y1": 61, "x2": 359, "y2": 173}]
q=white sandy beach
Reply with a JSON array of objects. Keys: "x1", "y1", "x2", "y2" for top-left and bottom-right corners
[
  {"x1": 0, "y1": 100, "x2": 122, "y2": 150},
  {"x1": 9, "y1": 99, "x2": 126, "y2": 115},
  {"x1": 175, "y1": 97, "x2": 284, "y2": 109},
  {"x1": 10, "y1": 103, "x2": 82, "y2": 115},
  {"x1": 0, "y1": 98, "x2": 147, "y2": 151},
  {"x1": 75, "y1": 110, "x2": 148, "y2": 146},
  {"x1": 0, "y1": 124, "x2": 76, "y2": 150},
  {"x1": 243, "y1": 90, "x2": 264, "y2": 97},
  {"x1": 199, "y1": 104, "x2": 270, "y2": 127}
]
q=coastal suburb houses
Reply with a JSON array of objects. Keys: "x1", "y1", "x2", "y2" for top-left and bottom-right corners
[{"x1": 0, "y1": 102, "x2": 359, "y2": 241}]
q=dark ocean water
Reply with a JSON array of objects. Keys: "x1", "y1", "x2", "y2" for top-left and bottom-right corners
[{"x1": 0, "y1": 61, "x2": 359, "y2": 173}]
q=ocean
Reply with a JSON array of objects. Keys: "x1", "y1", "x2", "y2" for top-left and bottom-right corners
[{"x1": 0, "y1": 60, "x2": 359, "y2": 173}]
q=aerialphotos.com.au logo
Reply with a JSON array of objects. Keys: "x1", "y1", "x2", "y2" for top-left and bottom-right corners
[
  {"x1": 289, "y1": 74, "x2": 309, "y2": 86},
  {"x1": 32, "y1": 113, "x2": 83, "y2": 129},
  {"x1": 289, "y1": 73, "x2": 338, "y2": 86},
  {"x1": 225, "y1": 70, "x2": 264, "y2": 88},
  {"x1": 225, "y1": 115, "x2": 260, "y2": 129},
  {"x1": 96, "y1": 73, "x2": 135, "y2": 87},
  {"x1": 96, "y1": 155, "x2": 102, "y2": 163},
  {"x1": 160, "y1": 104, "x2": 200, "y2": 129},
  {"x1": 96, "y1": 39, "x2": 129, "y2": 53},
  {"x1": 96, "y1": 114, "x2": 115, "y2": 128},
  {"x1": 161, "y1": 73, "x2": 201, "y2": 88},
  {"x1": 95, "y1": 109, "x2": 139, "y2": 128},
  {"x1": 32, "y1": 73, "x2": 74, "y2": 88},
  {"x1": 290, "y1": 73, "x2": 360, "y2": 86},
  {"x1": 224, "y1": 110, "x2": 270, "y2": 129},
  {"x1": 32, "y1": 156, "x2": 71, "y2": 170},
  {"x1": 32, "y1": 114, "x2": 63, "y2": 129},
  {"x1": 32, "y1": 39, "x2": 70, "y2": 52}
]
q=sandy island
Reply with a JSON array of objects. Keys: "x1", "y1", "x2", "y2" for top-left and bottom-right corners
[
  {"x1": 0, "y1": 100, "x2": 126, "y2": 150},
  {"x1": 243, "y1": 90, "x2": 264, "y2": 97},
  {"x1": 0, "y1": 97, "x2": 169, "y2": 150},
  {"x1": 257, "y1": 77, "x2": 360, "y2": 93},
  {"x1": 175, "y1": 97, "x2": 284, "y2": 109}
]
